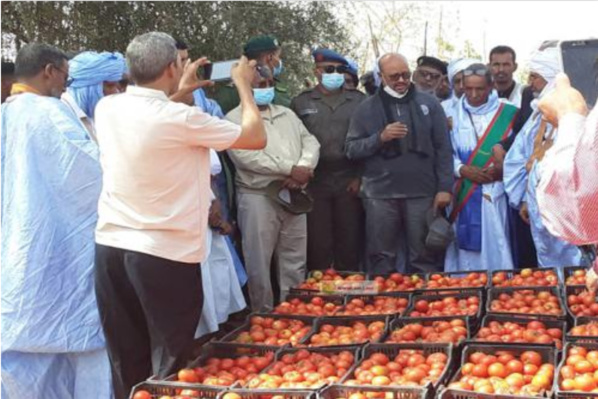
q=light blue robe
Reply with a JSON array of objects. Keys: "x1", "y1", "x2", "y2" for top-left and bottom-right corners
[
  {"x1": 445, "y1": 91, "x2": 515, "y2": 272},
  {"x1": 503, "y1": 112, "x2": 583, "y2": 273},
  {"x1": 1, "y1": 93, "x2": 112, "y2": 398}
]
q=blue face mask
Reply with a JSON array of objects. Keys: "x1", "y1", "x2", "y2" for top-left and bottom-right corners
[
  {"x1": 321, "y1": 72, "x2": 345, "y2": 91},
  {"x1": 253, "y1": 87, "x2": 275, "y2": 106},
  {"x1": 273, "y1": 60, "x2": 284, "y2": 77}
]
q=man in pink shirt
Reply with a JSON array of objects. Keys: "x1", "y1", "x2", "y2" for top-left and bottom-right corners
[{"x1": 536, "y1": 73, "x2": 598, "y2": 288}]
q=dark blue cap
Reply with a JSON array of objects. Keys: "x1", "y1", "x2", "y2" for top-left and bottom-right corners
[{"x1": 312, "y1": 48, "x2": 348, "y2": 65}]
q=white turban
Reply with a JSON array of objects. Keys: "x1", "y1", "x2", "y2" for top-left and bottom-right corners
[
  {"x1": 447, "y1": 58, "x2": 478, "y2": 84},
  {"x1": 529, "y1": 47, "x2": 561, "y2": 83}
]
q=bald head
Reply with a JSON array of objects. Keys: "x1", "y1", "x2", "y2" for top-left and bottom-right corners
[{"x1": 378, "y1": 53, "x2": 411, "y2": 94}]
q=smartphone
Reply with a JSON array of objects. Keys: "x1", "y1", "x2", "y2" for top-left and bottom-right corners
[
  {"x1": 559, "y1": 39, "x2": 598, "y2": 108},
  {"x1": 202, "y1": 59, "x2": 237, "y2": 82}
]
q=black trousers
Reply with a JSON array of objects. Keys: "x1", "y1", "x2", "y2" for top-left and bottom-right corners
[
  {"x1": 94, "y1": 244, "x2": 203, "y2": 399},
  {"x1": 307, "y1": 187, "x2": 364, "y2": 272}
]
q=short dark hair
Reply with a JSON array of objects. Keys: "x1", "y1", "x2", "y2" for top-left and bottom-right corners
[
  {"x1": 15, "y1": 43, "x2": 68, "y2": 79},
  {"x1": 463, "y1": 63, "x2": 493, "y2": 85},
  {"x1": 175, "y1": 39, "x2": 188, "y2": 51},
  {"x1": 2, "y1": 61, "x2": 15, "y2": 75},
  {"x1": 489, "y1": 45, "x2": 516, "y2": 63}
]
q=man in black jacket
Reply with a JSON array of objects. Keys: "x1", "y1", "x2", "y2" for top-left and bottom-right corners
[{"x1": 345, "y1": 53, "x2": 453, "y2": 274}]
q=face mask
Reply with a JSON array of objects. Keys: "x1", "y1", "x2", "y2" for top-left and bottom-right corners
[
  {"x1": 273, "y1": 59, "x2": 284, "y2": 77},
  {"x1": 321, "y1": 73, "x2": 345, "y2": 91},
  {"x1": 383, "y1": 85, "x2": 408, "y2": 99},
  {"x1": 253, "y1": 87, "x2": 275, "y2": 106}
]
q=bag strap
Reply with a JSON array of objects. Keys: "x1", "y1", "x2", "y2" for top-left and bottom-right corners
[{"x1": 526, "y1": 119, "x2": 554, "y2": 172}]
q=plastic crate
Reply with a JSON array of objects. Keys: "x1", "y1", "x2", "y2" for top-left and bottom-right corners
[
  {"x1": 273, "y1": 294, "x2": 346, "y2": 317},
  {"x1": 564, "y1": 285, "x2": 598, "y2": 321},
  {"x1": 385, "y1": 316, "x2": 471, "y2": 345},
  {"x1": 129, "y1": 380, "x2": 226, "y2": 399},
  {"x1": 344, "y1": 343, "x2": 453, "y2": 390},
  {"x1": 446, "y1": 343, "x2": 556, "y2": 399},
  {"x1": 555, "y1": 342, "x2": 598, "y2": 399},
  {"x1": 472, "y1": 314, "x2": 566, "y2": 349},
  {"x1": 367, "y1": 273, "x2": 428, "y2": 293},
  {"x1": 335, "y1": 293, "x2": 412, "y2": 317},
  {"x1": 404, "y1": 291, "x2": 483, "y2": 329},
  {"x1": 438, "y1": 387, "x2": 547, "y2": 399},
  {"x1": 217, "y1": 388, "x2": 316, "y2": 399},
  {"x1": 158, "y1": 343, "x2": 278, "y2": 387},
  {"x1": 563, "y1": 266, "x2": 587, "y2": 286},
  {"x1": 319, "y1": 383, "x2": 430, "y2": 399},
  {"x1": 486, "y1": 286, "x2": 566, "y2": 319},
  {"x1": 490, "y1": 267, "x2": 560, "y2": 288},
  {"x1": 291, "y1": 271, "x2": 368, "y2": 296},
  {"x1": 419, "y1": 270, "x2": 489, "y2": 294},
  {"x1": 300, "y1": 315, "x2": 390, "y2": 348},
  {"x1": 566, "y1": 316, "x2": 598, "y2": 343},
  {"x1": 247, "y1": 345, "x2": 363, "y2": 391},
  {"x1": 218, "y1": 313, "x2": 317, "y2": 348}
]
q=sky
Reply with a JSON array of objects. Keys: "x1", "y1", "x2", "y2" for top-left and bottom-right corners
[{"x1": 344, "y1": 0, "x2": 598, "y2": 80}]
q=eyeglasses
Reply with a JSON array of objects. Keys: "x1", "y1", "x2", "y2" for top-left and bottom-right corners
[
  {"x1": 416, "y1": 69, "x2": 442, "y2": 81},
  {"x1": 385, "y1": 72, "x2": 412, "y2": 82},
  {"x1": 320, "y1": 65, "x2": 347, "y2": 74},
  {"x1": 463, "y1": 68, "x2": 489, "y2": 77},
  {"x1": 52, "y1": 64, "x2": 73, "y2": 87}
]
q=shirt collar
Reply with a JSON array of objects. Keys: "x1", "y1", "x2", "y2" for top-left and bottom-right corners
[
  {"x1": 126, "y1": 85, "x2": 169, "y2": 100},
  {"x1": 310, "y1": 84, "x2": 353, "y2": 101},
  {"x1": 261, "y1": 104, "x2": 287, "y2": 120},
  {"x1": 61, "y1": 92, "x2": 88, "y2": 119}
]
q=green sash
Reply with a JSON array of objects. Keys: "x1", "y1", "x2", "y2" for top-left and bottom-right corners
[{"x1": 450, "y1": 102, "x2": 518, "y2": 221}]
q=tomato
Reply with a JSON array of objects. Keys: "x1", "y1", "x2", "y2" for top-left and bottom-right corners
[
  {"x1": 370, "y1": 353, "x2": 390, "y2": 366},
  {"x1": 574, "y1": 373, "x2": 597, "y2": 392},
  {"x1": 471, "y1": 364, "x2": 488, "y2": 378},
  {"x1": 177, "y1": 369, "x2": 199, "y2": 383},
  {"x1": 132, "y1": 392, "x2": 152, "y2": 399},
  {"x1": 488, "y1": 362, "x2": 507, "y2": 378},
  {"x1": 521, "y1": 351, "x2": 542, "y2": 367}
]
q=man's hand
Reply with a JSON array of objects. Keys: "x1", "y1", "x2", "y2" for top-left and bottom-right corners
[
  {"x1": 586, "y1": 267, "x2": 598, "y2": 293},
  {"x1": 282, "y1": 178, "x2": 302, "y2": 190},
  {"x1": 433, "y1": 191, "x2": 452, "y2": 212},
  {"x1": 519, "y1": 202, "x2": 530, "y2": 225},
  {"x1": 178, "y1": 57, "x2": 214, "y2": 94},
  {"x1": 346, "y1": 178, "x2": 361, "y2": 195},
  {"x1": 231, "y1": 56, "x2": 258, "y2": 88},
  {"x1": 492, "y1": 144, "x2": 506, "y2": 164},
  {"x1": 460, "y1": 165, "x2": 494, "y2": 184},
  {"x1": 380, "y1": 122, "x2": 408, "y2": 143},
  {"x1": 538, "y1": 73, "x2": 588, "y2": 127},
  {"x1": 208, "y1": 200, "x2": 223, "y2": 229},
  {"x1": 290, "y1": 166, "x2": 313, "y2": 185},
  {"x1": 483, "y1": 165, "x2": 503, "y2": 182}
]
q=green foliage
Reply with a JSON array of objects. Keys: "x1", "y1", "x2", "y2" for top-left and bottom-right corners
[{"x1": 1, "y1": 1, "x2": 350, "y2": 96}]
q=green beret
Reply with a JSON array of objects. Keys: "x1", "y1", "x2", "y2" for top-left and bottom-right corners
[{"x1": 243, "y1": 35, "x2": 280, "y2": 56}]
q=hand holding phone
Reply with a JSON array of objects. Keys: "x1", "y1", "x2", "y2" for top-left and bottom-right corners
[
  {"x1": 559, "y1": 39, "x2": 598, "y2": 108},
  {"x1": 179, "y1": 57, "x2": 214, "y2": 94}
]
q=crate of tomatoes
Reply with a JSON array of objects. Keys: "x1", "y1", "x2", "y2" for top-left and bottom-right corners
[
  {"x1": 564, "y1": 266, "x2": 587, "y2": 287},
  {"x1": 366, "y1": 273, "x2": 428, "y2": 293},
  {"x1": 218, "y1": 389, "x2": 316, "y2": 399},
  {"x1": 487, "y1": 286, "x2": 566, "y2": 319},
  {"x1": 291, "y1": 269, "x2": 368, "y2": 296},
  {"x1": 385, "y1": 316, "x2": 470, "y2": 346},
  {"x1": 472, "y1": 314, "x2": 565, "y2": 350},
  {"x1": 300, "y1": 316, "x2": 389, "y2": 348},
  {"x1": 319, "y1": 383, "x2": 430, "y2": 399},
  {"x1": 335, "y1": 294, "x2": 411, "y2": 317},
  {"x1": 565, "y1": 285, "x2": 598, "y2": 319},
  {"x1": 420, "y1": 270, "x2": 488, "y2": 294},
  {"x1": 555, "y1": 342, "x2": 598, "y2": 398},
  {"x1": 567, "y1": 317, "x2": 598, "y2": 343},
  {"x1": 243, "y1": 346, "x2": 362, "y2": 391},
  {"x1": 273, "y1": 295, "x2": 346, "y2": 317},
  {"x1": 444, "y1": 343, "x2": 556, "y2": 397},
  {"x1": 130, "y1": 380, "x2": 226, "y2": 399},
  {"x1": 158, "y1": 343, "x2": 278, "y2": 389},
  {"x1": 405, "y1": 291, "x2": 483, "y2": 330},
  {"x1": 218, "y1": 313, "x2": 317, "y2": 348},
  {"x1": 341, "y1": 343, "x2": 453, "y2": 391},
  {"x1": 491, "y1": 267, "x2": 560, "y2": 288}
]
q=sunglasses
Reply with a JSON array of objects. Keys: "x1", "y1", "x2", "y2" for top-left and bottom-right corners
[
  {"x1": 320, "y1": 65, "x2": 347, "y2": 74},
  {"x1": 386, "y1": 72, "x2": 412, "y2": 82},
  {"x1": 463, "y1": 68, "x2": 489, "y2": 77},
  {"x1": 417, "y1": 69, "x2": 442, "y2": 81}
]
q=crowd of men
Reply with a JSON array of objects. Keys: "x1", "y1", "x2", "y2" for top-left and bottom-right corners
[{"x1": 1, "y1": 31, "x2": 595, "y2": 399}]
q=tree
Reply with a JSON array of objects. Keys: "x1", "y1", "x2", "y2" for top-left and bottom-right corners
[{"x1": 1, "y1": 1, "x2": 350, "y2": 95}]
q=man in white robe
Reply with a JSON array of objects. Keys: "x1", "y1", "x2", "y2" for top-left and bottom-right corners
[
  {"x1": 503, "y1": 47, "x2": 582, "y2": 271},
  {"x1": 445, "y1": 63, "x2": 519, "y2": 272},
  {"x1": 1, "y1": 43, "x2": 112, "y2": 399}
]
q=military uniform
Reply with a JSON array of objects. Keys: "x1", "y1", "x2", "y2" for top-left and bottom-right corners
[{"x1": 291, "y1": 86, "x2": 366, "y2": 271}]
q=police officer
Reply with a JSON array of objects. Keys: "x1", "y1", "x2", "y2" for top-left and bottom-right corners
[
  {"x1": 291, "y1": 48, "x2": 366, "y2": 272},
  {"x1": 212, "y1": 35, "x2": 290, "y2": 114}
]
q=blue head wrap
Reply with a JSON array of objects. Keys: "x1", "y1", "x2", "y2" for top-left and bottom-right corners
[{"x1": 66, "y1": 51, "x2": 126, "y2": 119}]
